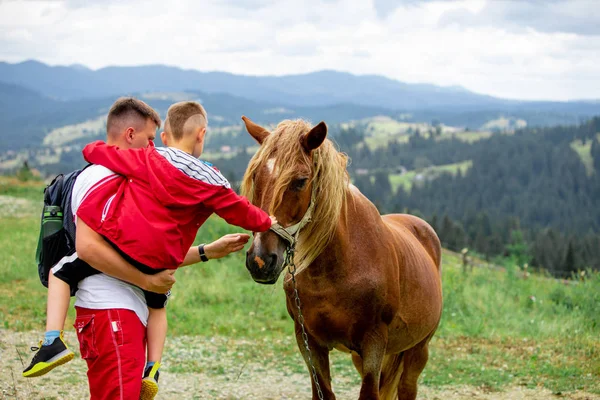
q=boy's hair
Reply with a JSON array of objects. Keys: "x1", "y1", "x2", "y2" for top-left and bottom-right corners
[
  {"x1": 107, "y1": 97, "x2": 162, "y2": 134},
  {"x1": 165, "y1": 101, "x2": 208, "y2": 141}
]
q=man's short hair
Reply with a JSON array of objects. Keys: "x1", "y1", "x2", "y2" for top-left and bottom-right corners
[
  {"x1": 165, "y1": 101, "x2": 208, "y2": 141},
  {"x1": 106, "y1": 97, "x2": 162, "y2": 134}
]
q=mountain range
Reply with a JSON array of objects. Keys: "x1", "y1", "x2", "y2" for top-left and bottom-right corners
[
  {"x1": 2, "y1": 60, "x2": 598, "y2": 113},
  {"x1": 1, "y1": 59, "x2": 599, "y2": 157}
]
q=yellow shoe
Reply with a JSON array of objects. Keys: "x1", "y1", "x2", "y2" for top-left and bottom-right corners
[
  {"x1": 140, "y1": 362, "x2": 160, "y2": 400},
  {"x1": 22, "y1": 331, "x2": 74, "y2": 378}
]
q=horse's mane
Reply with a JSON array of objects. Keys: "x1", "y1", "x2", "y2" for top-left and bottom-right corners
[{"x1": 241, "y1": 119, "x2": 349, "y2": 273}]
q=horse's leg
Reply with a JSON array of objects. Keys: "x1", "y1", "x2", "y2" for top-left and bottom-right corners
[
  {"x1": 351, "y1": 353, "x2": 363, "y2": 377},
  {"x1": 397, "y1": 337, "x2": 431, "y2": 400},
  {"x1": 357, "y1": 328, "x2": 387, "y2": 400},
  {"x1": 294, "y1": 324, "x2": 336, "y2": 400}
]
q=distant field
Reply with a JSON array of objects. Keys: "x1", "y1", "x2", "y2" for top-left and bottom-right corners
[
  {"x1": 481, "y1": 117, "x2": 527, "y2": 131},
  {"x1": 389, "y1": 160, "x2": 473, "y2": 193},
  {"x1": 571, "y1": 139, "x2": 595, "y2": 176},
  {"x1": 438, "y1": 130, "x2": 493, "y2": 143},
  {"x1": 202, "y1": 146, "x2": 259, "y2": 162},
  {"x1": 208, "y1": 125, "x2": 244, "y2": 136},
  {"x1": 389, "y1": 170, "x2": 417, "y2": 193},
  {"x1": 1, "y1": 178, "x2": 599, "y2": 398},
  {"x1": 345, "y1": 116, "x2": 495, "y2": 150},
  {"x1": 43, "y1": 116, "x2": 105, "y2": 147},
  {"x1": 358, "y1": 116, "x2": 417, "y2": 149},
  {"x1": 363, "y1": 132, "x2": 410, "y2": 149}
]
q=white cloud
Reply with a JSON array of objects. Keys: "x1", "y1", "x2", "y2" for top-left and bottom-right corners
[
  {"x1": 439, "y1": 0, "x2": 600, "y2": 36},
  {"x1": 0, "y1": 0, "x2": 598, "y2": 100}
]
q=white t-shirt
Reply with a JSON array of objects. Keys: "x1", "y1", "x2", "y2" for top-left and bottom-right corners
[{"x1": 71, "y1": 165, "x2": 149, "y2": 326}]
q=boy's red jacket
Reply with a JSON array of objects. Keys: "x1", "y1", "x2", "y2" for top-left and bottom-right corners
[{"x1": 76, "y1": 141, "x2": 270, "y2": 270}]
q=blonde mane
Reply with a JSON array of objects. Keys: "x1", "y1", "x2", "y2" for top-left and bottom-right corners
[{"x1": 241, "y1": 119, "x2": 349, "y2": 273}]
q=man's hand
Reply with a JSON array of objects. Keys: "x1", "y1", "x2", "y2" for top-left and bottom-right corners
[
  {"x1": 142, "y1": 269, "x2": 176, "y2": 294},
  {"x1": 204, "y1": 233, "x2": 250, "y2": 260}
]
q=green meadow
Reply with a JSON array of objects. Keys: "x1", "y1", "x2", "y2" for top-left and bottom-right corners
[
  {"x1": 388, "y1": 160, "x2": 473, "y2": 193},
  {"x1": 0, "y1": 179, "x2": 599, "y2": 397},
  {"x1": 570, "y1": 139, "x2": 596, "y2": 176}
]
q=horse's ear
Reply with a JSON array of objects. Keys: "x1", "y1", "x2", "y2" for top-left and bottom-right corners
[
  {"x1": 300, "y1": 121, "x2": 327, "y2": 152},
  {"x1": 242, "y1": 116, "x2": 270, "y2": 144}
]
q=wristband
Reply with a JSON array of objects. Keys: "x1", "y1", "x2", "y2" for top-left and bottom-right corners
[{"x1": 198, "y1": 244, "x2": 209, "y2": 262}]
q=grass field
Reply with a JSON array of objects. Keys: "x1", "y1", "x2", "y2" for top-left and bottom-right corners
[
  {"x1": 441, "y1": 130, "x2": 493, "y2": 143},
  {"x1": 571, "y1": 139, "x2": 595, "y2": 176},
  {"x1": 345, "y1": 116, "x2": 496, "y2": 150},
  {"x1": 43, "y1": 117, "x2": 105, "y2": 147},
  {"x1": 481, "y1": 117, "x2": 527, "y2": 132},
  {"x1": 389, "y1": 160, "x2": 473, "y2": 193},
  {"x1": 1, "y1": 179, "x2": 599, "y2": 398}
]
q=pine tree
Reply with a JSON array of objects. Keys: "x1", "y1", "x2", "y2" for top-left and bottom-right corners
[
  {"x1": 591, "y1": 138, "x2": 600, "y2": 172},
  {"x1": 563, "y1": 241, "x2": 577, "y2": 276},
  {"x1": 440, "y1": 215, "x2": 454, "y2": 250}
]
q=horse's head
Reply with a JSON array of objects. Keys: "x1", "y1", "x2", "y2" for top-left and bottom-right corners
[{"x1": 241, "y1": 116, "x2": 328, "y2": 284}]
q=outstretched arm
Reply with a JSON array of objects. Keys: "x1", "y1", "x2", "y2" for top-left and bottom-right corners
[
  {"x1": 180, "y1": 233, "x2": 251, "y2": 266},
  {"x1": 82, "y1": 141, "x2": 147, "y2": 179},
  {"x1": 76, "y1": 219, "x2": 175, "y2": 293},
  {"x1": 203, "y1": 187, "x2": 272, "y2": 232}
]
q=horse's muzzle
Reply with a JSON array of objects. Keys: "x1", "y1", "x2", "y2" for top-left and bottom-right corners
[{"x1": 245, "y1": 251, "x2": 283, "y2": 284}]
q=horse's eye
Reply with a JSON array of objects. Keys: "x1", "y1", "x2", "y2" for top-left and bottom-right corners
[{"x1": 291, "y1": 178, "x2": 308, "y2": 191}]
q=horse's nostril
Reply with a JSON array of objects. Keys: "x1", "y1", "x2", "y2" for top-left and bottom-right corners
[{"x1": 267, "y1": 253, "x2": 278, "y2": 270}]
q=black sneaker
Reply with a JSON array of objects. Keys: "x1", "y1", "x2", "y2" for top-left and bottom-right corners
[
  {"x1": 140, "y1": 362, "x2": 161, "y2": 400},
  {"x1": 22, "y1": 331, "x2": 74, "y2": 378}
]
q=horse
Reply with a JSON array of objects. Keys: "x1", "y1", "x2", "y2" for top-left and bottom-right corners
[{"x1": 240, "y1": 116, "x2": 443, "y2": 400}]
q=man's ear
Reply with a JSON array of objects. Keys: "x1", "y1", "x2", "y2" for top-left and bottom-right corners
[
  {"x1": 160, "y1": 131, "x2": 168, "y2": 146},
  {"x1": 125, "y1": 127, "x2": 135, "y2": 144}
]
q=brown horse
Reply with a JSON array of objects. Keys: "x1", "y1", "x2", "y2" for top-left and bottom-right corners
[{"x1": 241, "y1": 116, "x2": 443, "y2": 400}]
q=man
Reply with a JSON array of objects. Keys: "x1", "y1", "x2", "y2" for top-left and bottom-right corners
[{"x1": 71, "y1": 97, "x2": 249, "y2": 399}]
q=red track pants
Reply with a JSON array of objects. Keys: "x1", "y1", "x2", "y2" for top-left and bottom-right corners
[{"x1": 74, "y1": 307, "x2": 147, "y2": 400}]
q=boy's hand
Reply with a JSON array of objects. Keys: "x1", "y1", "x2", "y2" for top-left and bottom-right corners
[
  {"x1": 204, "y1": 233, "x2": 251, "y2": 260},
  {"x1": 144, "y1": 270, "x2": 176, "y2": 293},
  {"x1": 269, "y1": 215, "x2": 278, "y2": 226}
]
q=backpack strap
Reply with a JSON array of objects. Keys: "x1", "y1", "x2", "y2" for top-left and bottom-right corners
[{"x1": 62, "y1": 163, "x2": 92, "y2": 247}]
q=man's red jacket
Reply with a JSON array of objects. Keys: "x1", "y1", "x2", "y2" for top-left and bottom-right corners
[{"x1": 76, "y1": 141, "x2": 270, "y2": 270}]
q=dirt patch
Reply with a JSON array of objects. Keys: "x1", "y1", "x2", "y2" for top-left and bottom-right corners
[{"x1": 1, "y1": 329, "x2": 598, "y2": 399}]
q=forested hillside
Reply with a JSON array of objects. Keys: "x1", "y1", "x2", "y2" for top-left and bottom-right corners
[{"x1": 348, "y1": 118, "x2": 600, "y2": 276}]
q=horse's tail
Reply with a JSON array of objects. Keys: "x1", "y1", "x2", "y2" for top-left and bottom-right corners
[{"x1": 379, "y1": 352, "x2": 404, "y2": 400}]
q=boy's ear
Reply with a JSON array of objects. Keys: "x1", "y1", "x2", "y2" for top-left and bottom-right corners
[
  {"x1": 198, "y1": 127, "x2": 207, "y2": 142},
  {"x1": 160, "y1": 131, "x2": 168, "y2": 146}
]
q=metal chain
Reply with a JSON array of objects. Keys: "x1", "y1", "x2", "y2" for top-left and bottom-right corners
[{"x1": 284, "y1": 245, "x2": 325, "y2": 400}]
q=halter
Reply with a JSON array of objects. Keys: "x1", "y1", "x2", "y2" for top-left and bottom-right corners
[{"x1": 269, "y1": 185, "x2": 316, "y2": 246}]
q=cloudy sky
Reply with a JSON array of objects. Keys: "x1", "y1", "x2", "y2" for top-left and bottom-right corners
[{"x1": 0, "y1": 0, "x2": 598, "y2": 101}]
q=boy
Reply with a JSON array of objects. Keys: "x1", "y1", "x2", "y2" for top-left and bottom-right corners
[{"x1": 25, "y1": 101, "x2": 274, "y2": 399}]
